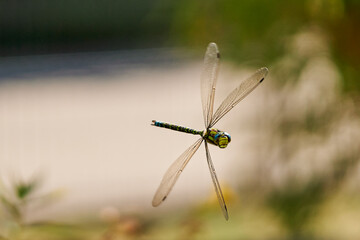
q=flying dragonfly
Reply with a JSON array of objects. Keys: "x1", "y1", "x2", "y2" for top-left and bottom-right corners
[{"x1": 151, "y1": 42, "x2": 268, "y2": 220}]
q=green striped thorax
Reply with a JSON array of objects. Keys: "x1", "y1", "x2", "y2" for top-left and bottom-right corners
[{"x1": 152, "y1": 120, "x2": 231, "y2": 149}]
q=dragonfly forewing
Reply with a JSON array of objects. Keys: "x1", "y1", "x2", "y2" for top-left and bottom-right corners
[
  {"x1": 201, "y1": 42, "x2": 220, "y2": 129},
  {"x1": 152, "y1": 138, "x2": 204, "y2": 207},
  {"x1": 204, "y1": 141, "x2": 229, "y2": 220},
  {"x1": 210, "y1": 67, "x2": 268, "y2": 127}
]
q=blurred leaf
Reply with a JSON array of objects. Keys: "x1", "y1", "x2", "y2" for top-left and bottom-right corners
[
  {"x1": 266, "y1": 178, "x2": 326, "y2": 235},
  {"x1": 13, "y1": 176, "x2": 42, "y2": 201},
  {"x1": 15, "y1": 183, "x2": 35, "y2": 200}
]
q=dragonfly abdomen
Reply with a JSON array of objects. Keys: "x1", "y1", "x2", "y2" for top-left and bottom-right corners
[{"x1": 152, "y1": 120, "x2": 203, "y2": 135}]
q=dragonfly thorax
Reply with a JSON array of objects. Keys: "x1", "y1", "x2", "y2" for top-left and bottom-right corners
[{"x1": 204, "y1": 128, "x2": 231, "y2": 148}]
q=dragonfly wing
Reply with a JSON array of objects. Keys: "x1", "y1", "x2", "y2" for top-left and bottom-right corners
[
  {"x1": 204, "y1": 141, "x2": 229, "y2": 220},
  {"x1": 152, "y1": 138, "x2": 203, "y2": 207},
  {"x1": 201, "y1": 42, "x2": 220, "y2": 128},
  {"x1": 210, "y1": 67, "x2": 268, "y2": 127}
]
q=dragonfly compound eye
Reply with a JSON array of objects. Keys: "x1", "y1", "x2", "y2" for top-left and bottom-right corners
[
  {"x1": 224, "y1": 132, "x2": 231, "y2": 143},
  {"x1": 215, "y1": 133, "x2": 230, "y2": 148}
]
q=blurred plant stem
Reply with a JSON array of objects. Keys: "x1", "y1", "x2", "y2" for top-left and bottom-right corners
[
  {"x1": 0, "y1": 177, "x2": 41, "y2": 226},
  {"x1": 0, "y1": 174, "x2": 62, "y2": 238}
]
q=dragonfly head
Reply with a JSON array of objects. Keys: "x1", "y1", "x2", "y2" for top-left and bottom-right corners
[{"x1": 214, "y1": 131, "x2": 231, "y2": 148}]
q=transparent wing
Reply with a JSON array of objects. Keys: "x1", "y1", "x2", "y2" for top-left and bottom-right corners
[
  {"x1": 201, "y1": 42, "x2": 220, "y2": 128},
  {"x1": 204, "y1": 141, "x2": 229, "y2": 220},
  {"x1": 152, "y1": 138, "x2": 203, "y2": 207},
  {"x1": 210, "y1": 67, "x2": 268, "y2": 127}
]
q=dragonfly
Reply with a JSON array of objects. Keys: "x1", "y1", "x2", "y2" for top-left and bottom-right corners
[{"x1": 151, "y1": 42, "x2": 268, "y2": 220}]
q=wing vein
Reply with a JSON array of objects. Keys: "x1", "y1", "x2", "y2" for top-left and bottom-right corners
[
  {"x1": 152, "y1": 138, "x2": 203, "y2": 207},
  {"x1": 204, "y1": 141, "x2": 229, "y2": 220},
  {"x1": 201, "y1": 42, "x2": 220, "y2": 128},
  {"x1": 210, "y1": 67, "x2": 268, "y2": 127}
]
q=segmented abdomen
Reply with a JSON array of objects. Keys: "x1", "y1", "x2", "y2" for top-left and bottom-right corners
[{"x1": 152, "y1": 120, "x2": 203, "y2": 135}]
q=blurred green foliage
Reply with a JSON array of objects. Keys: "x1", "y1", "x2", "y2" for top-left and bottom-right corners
[
  {"x1": 169, "y1": 0, "x2": 360, "y2": 94},
  {"x1": 265, "y1": 151, "x2": 360, "y2": 238},
  {"x1": 266, "y1": 178, "x2": 326, "y2": 238},
  {"x1": 1, "y1": 0, "x2": 359, "y2": 93}
]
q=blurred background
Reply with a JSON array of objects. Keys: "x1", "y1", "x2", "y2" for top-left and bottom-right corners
[{"x1": 1, "y1": 0, "x2": 360, "y2": 239}]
